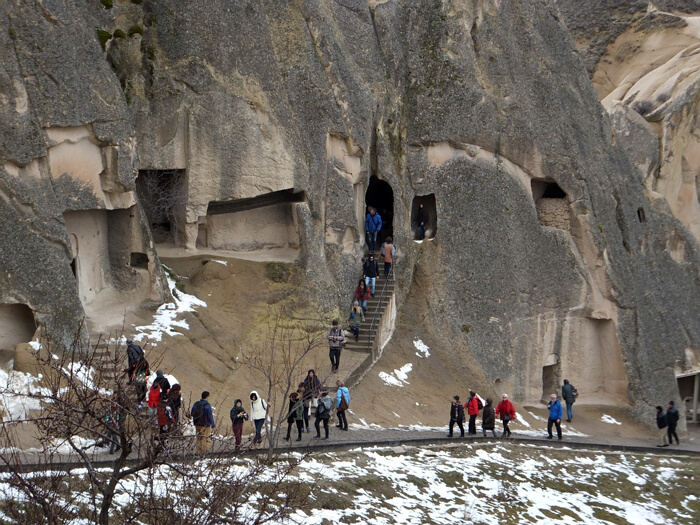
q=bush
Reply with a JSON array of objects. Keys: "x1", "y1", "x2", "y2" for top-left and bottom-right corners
[
  {"x1": 100, "y1": 0, "x2": 113, "y2": 9},
  {"x1": 113, "y1": 29, "x2": 126, "y2": 39},
  {"x1": 632, "y1": 99, "x2": 654, "y2": 116},
  {"x1": 128, "y1": 25, "x2": 144, "y2": 37},
  {"x1": 97, "y1": 29, "x2": 112, "y2": 51}
]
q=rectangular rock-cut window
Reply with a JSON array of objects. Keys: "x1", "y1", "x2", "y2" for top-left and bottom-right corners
[
  {"x1": 531, "y1": 179, "x2": 570, "y2": 231},
  {"x1": 411, "y1": 194, "x2": 437, "y2": 240},
  {"x1": 130, "y1": 252, "x2": 149, "y2": 269}
]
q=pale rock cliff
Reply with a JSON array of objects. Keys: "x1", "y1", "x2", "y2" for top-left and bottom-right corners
[{"x1": 1, "y1": 0, "x2": 699, "y2": 425}]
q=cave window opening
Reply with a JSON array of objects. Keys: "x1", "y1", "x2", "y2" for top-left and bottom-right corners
[
  {"x1": 130, "y1": 252, "x2": 149, "y2": 269},
  {"x1": 531, "y1": 179, "x2": 570, "y2": 230},
  {"x1": 0, "y1": 304, "x2": 36, "y2": 352},
  {"x1": 365, "y1": 176, "x2": 394, "y2": 249},
  {"x1": 70, "y1": 259, "x2": 77, "y2": 279},
  {"x1": 541, "y1": 364, "x2": 559, "y2": 404},
  {"x1": 136, "y1": 169, "x2": 186, "y2": 245},
  {"x1": 637, "y1": 207, "x2": 646, "y2": 223},
  {"x1": 411, "y1": 194, "x2": 437, "y2": 241}
]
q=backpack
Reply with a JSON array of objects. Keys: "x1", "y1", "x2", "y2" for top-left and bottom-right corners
[
  {"x1": 572, "y1": 387, "x2": 579, "y2": 399},
  {"x1": 477, "y1": 397, "x2": 484, "y2": 411},
  {"x1": 192, "y1": 400, "x2": 209, "y2": 427},
  {"x1": 157, "y1": 403, "x2": 173, "y2": 427},
  {"x1": 148, "y1": 384, "x2": 161, "y2": 408},
  {"x1": 134, "y1": 369, "x2": 147, "y2": 386},
  {"x1": 316, "y1": 397, "x2": 330, "y2": 418}
]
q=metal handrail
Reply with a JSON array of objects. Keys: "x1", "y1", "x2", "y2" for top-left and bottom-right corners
[{"x1": 366, "y1": 263, "x2": 393, "y2": 352}]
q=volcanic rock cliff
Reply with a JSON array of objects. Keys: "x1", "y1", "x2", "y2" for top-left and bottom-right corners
[{"x1": 1, "y1": 0, "x2": 700, "y2": 424}]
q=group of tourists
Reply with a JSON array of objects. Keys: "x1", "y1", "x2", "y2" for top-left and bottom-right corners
[
  {"x1": 118, "y1": 339, "x2": 182, "y2": 454},
  {"x1": 654, "y1": 400, "x2": 681, "y2": 447},
  {"x1": 448, "y1": 380, "x2": 579, "y2": 440}
]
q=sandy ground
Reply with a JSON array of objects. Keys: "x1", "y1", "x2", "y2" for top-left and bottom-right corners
[{"x1": 24, "y1": 253, "x2": 694, "y2": 449}]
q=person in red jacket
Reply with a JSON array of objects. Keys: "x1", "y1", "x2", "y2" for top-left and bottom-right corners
[
  {"x1": 495, "y1": 393, "x2": 516, "y2": 438},
  {"x1": 465, "y1": 390, "x2": 480, "y2": 435}
]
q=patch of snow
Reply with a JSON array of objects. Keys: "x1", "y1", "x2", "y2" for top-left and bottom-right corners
[
  {"x1": 601, "y1": 414, "x2": 622, "y2": 425},
  {"x1": 133, "y1": 270, "x2": 207, "y2": 343},
  {"x1": 211, "y1": 260, "x2": 228, "y2": 266},
  {"x1": 413, "y1": 339, "x2": 430, "y2": 358},
  {"x1": 0, "y1": 368, "x2": 43, "y2": 421},
  {"x1": 379, "y1": 364, "x2": 412, "y2": 387},
  {"x1": 28, "y1": 341, "x2": 41, "y2": 351}
]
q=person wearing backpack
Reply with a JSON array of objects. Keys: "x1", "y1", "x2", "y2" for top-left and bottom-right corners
[
  {"x1": 380, "y1": 236, "x2": 396, "y2": 278},
  {"x1": 124, "y1": 338, "x2": 144, "y2": 384},
  {"x1": 335, "y1": 380, "x2": 350, "y2": 431},
  {"x1": 314, "y1": 390, "x2": 333, "y2": 440},
  {"x1": 191, "y1": 391, "x2": 215, "y2": 455},
  {"x1": 666, "y1": 400, "x2": 680, "y2": 445},
  {"x1": 348, "y1": 301, "x2": 364, "y2": 342},
  {"x1": 132, "y1": 358, "x2": 150, "y2": 410},
  {"x1": 448, "y1": 395, "x2": 465, "y2": 437},
  {"x1": 482, "y1": 398, "x2": 497, "y2": 438},
  {"x1": 249, "y1": 391, "x2": 269, "y2": 447},
  {"x1": 561, "y1": 379, "x2": 576, "y2": 422},
  {"x1": 156, "y1": 397, "x2": 174, "y2": 453},
  {"x1": 152, "y1": 370, "x2": 171, "y2": 398},
  {"x1": 465, "y1": 391, "x2": 481, "y2": 435},
  {"x1": 147, "y1": 382, "x2": 161, "y2": 417},
  {"x1": 327, "y1": 320, "x2": 345, "y2": 373},
  {"x1": 230, "y1": 399, "x2": 248, "y2": 450},
  {"x1": 655, "y1": 406, "x2": 669, "y2": 447},
  {"x1": 355, "y1": 279, "x2": 370, "y2": 314}
]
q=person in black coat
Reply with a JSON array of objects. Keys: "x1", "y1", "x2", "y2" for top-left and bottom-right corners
[
  {"x1": 482, "y1": 398, "x2": 497, "y2": 437},
  {"x1": 448, "y1": 396, "x2": 465, "y2": 437},
  {"x1": 655, "y1": 406, "x2": 669, "y2": 447},
  {"x1": 666, "y1": 400, "x2": 680, "y2": 445}
]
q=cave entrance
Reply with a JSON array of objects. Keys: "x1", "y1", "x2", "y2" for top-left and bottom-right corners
[
  {"x1": 136, "y1": 169, "x2": 186, "y2": 245},
  {"x1": 365, "y1": 176, "x2": 393, "y2": 246},
  {"x1": 411, "y1": 194, "x2": 437, "y2": 240},
  {"x1": 0, "y1": 304, "x2": 36, "y2": 352},
  {"x1": 541, "y1": 361, "x2": 559, "y2": 404},
  {"x1": 531, "y1": 179, "x2": 570, "y2": 231}
]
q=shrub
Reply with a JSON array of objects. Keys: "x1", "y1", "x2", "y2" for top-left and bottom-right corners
[
  {"x1": 128, "y1": 25, "x2": 144, "y2": 37},
  {"x1": 100, "y1": 0, "x2": 113, "y2": 9},
  {"x1": 112, "y1": 29, "x2": 126, "y2": 39},
  {"x1": 97, "y1": 29, "x2": 112, "y2": 51}
]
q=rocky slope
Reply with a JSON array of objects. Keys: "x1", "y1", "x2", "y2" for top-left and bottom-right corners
[{"x1": 1, "y1": 0, "x2": 700, "y2": 425}]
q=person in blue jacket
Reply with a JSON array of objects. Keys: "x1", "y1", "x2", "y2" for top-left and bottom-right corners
[
  {"x1": 335, "y1": 380, "x2": 350, "y2": 431},
  {"x1": 365, "y1": 207, "x2": 382, "y2": 252},
  {"x1": 546, "y1": 393, "x2": 563, "y2": 441}
]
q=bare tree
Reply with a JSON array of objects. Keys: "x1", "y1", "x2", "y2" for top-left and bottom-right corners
[
  {"x1": 242, "y1": 306, "x2": 326, "y2": 459},
  {"x1": 0, "y1": 326, "x2": 311, "y2": 524}
]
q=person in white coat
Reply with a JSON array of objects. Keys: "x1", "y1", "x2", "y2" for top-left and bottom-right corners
[{"x1": 249, "y1": 391, "x2": 269, "y2": 447}]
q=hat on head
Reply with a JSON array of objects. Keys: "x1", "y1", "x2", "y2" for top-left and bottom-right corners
[
  {"x1": 156, "y1": 370, "x2": 164, "y2": 378},
  {"x1": 669, "y1": 400, "x2": 675, "y2": 406},
  {"x1": 126, "y1": 338, "x2": 132, "y2": 343},
  {"x1": 656, "y1": 405, "x2": 663, "y2": 411}
]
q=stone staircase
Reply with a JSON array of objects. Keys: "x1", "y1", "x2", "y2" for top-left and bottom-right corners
[{"x1": 334, "y1": 262, "x2": 396, "y2": 388}]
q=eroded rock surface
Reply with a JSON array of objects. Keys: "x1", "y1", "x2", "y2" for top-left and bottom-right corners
[{"x1": 1, "y1": 0, "x2": 699, "y2": 425}]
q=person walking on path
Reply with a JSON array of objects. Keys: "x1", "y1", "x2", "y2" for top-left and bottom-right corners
[
  {"x1": 447, "y1": 395, "x2": 465, "y2": 437},
  {"x1": 335, "y1": 380, "x2": 350, "y2": 431},
  {"x1": 416, "y1": 202, "x2": 426, "y2": 240},
  {"x1": 124, "y1": 338, "x2": 144, "y2": 384},
  {"x1": 465, "y1": 391, "x2": 480, "y2": 435},
  {"x1": 380, "y1": 237, "x2": 396, "y2": 278},
  {"x1": 168, "y1": 383, "x2": 182, "y2": 435},
  {"x1": 355, "y1": 280, "x2": 370, "y2": 314},
  {"x1": 482, "y1": 398, "x2": 497, "y2": 438},
  {"x1": 561, "y1": 379, "x2": 576, "y2": 422},
  {"x1": 655, "y1": 406, "x2": 669, "y2": 447},
  {"x1": 230, "y1": 399, "x2": 248, "y2": 451},
  {"x1": 156, "y1": 396, "x2": 174, "y2": 453},
  {"x1": 249, "y1": 391, "x2": 269, "y2": 447},
  {"x1": 363, "y1": 254, "x2": 379, "y2": 296},
  {"x1": 314, "y1": 390, "x2": 333, "y2": 440},
  {"x1": 546, "y1": 394, "x2": 563, "y2": 441},
  {"x1": 348, "y1": 300, "x2": 364, "y2": 342},
  {"x1": 284, "y1": 392, "x2": 303, "y2": 441},
  {"x1": 132, "y1": 358, "x2": 150, "y2": 410},
  {"x1": 191, "y1": 391, "x2": 215, "y2": 455},
  {"x1": 667, "y1": 400, "x2": 680, "y2": 445},
  {"x1": 327, "y1": 320, "x2": 345, "y2": 373},
  {"x1": 152, "y1": 370, "x2": 171, "y2": 398},
  {"x1": 365, "y1": 207, "x2": 382, "y2": 252},
  {"x1": 303, "y1": 370, "x2": 322, "y2": 432},
  {"x1": 496, "y1": 394, "x2": 516, "y2": 437}
]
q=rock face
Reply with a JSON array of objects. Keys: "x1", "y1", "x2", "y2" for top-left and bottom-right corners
[
  {"x1": 0, "y1": 0, "x2": 169, "y2": 351},
  {"x1": 1, "y1": 0, "x2": 700, "y2": 425}
]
